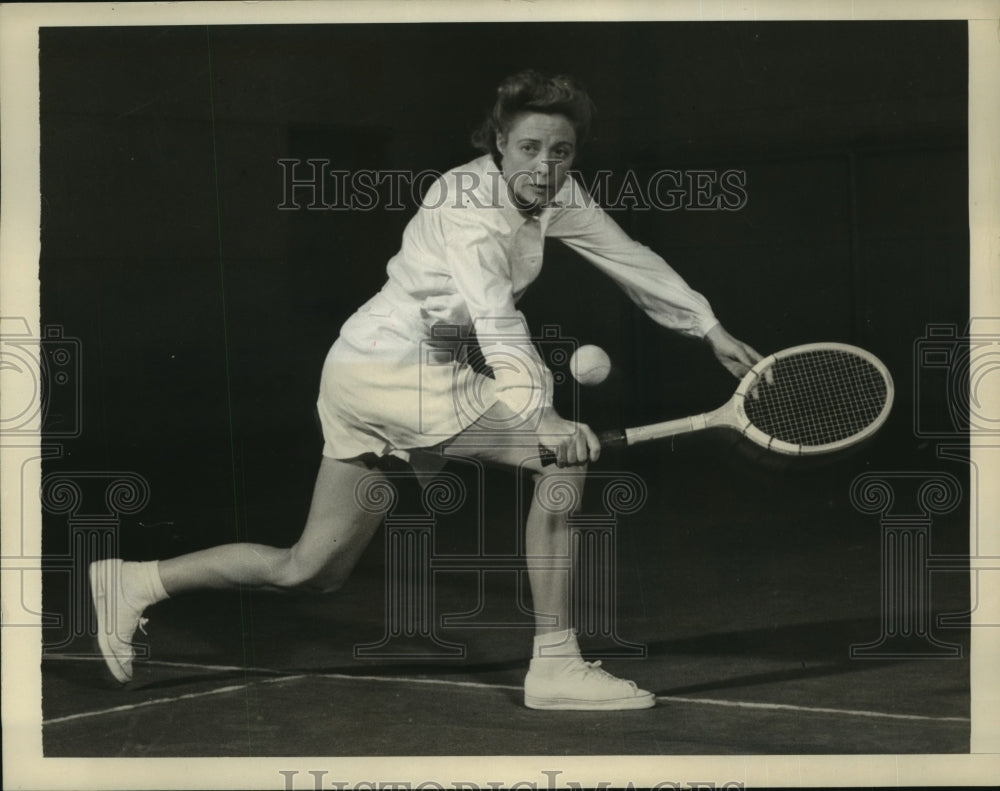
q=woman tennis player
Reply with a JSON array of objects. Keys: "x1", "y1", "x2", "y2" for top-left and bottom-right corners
[{"x1": 90, "y1": 70, "x2": 762, "y2": 710}]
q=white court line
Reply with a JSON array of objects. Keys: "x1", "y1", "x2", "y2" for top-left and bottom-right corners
[
  {"x1": 43, "y1": 674, "x2": 308, "y2": 725},
  {"x1": 42, "y1": 656, "x2": 969, "y2": 726},
  {"x1": 656, "y1": 695, "x2": 970, "y2": 724},
  {"x1": 316, "y1": 671, "x2": 521, "y2": 692},
  {"x1": 44, "y1": 655, "x2": 270, "y2": 675}
]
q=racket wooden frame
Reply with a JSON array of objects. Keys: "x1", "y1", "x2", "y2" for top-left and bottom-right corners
[{"x1": 590, "y1": 342, "x2": 895, "y2": 458}]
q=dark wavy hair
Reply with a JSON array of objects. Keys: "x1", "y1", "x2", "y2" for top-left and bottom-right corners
[{"x1": 471, "y1": 70, "x2": 596, "y2": 159}]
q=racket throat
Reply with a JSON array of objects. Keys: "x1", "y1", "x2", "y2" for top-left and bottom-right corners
[{"x1": 625, "y1": 406, "x2": 727, "y2": 446}]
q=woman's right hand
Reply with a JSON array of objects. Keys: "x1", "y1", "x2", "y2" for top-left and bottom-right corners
[{"x1": 536, "y1": 406, "x2": 601, "y2": 467}]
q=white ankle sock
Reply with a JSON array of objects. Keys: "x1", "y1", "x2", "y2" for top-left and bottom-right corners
[
  {"x1": 121, "y1": 560, "x2": 169, "y2": 610},
  {"x1": 532, "y1": 629, "x2": 580, "y2": 660}
]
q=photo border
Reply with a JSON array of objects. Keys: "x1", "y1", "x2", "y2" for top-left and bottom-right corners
[{"x1": 2, "y1": 1, "x2": 998, "y2": 788}]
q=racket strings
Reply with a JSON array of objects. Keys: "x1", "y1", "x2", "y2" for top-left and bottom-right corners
[{"x1": 743, "y1": 349, "x2": 889, "y2": 447}]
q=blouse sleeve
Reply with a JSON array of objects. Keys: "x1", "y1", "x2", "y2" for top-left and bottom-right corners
[
  {"x1": 548, "y1": 194, "x2": 720, "y2": 339},
  {"x1": 436, "y1": 201, "x2": 554, "y2": 418}
]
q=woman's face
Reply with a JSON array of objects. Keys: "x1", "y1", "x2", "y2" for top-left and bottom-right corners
[{"x1": 496, "y1": 112, "x2": 577, "y2": 209}]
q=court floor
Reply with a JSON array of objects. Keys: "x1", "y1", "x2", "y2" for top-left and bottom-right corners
[{"x1": 40, "y1": 445, "x2": 971, "y2": 756}]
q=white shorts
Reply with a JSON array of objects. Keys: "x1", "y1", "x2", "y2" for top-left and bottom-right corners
[{"x1": 316, "y1": 308, "x2": 499, "y2": 470}]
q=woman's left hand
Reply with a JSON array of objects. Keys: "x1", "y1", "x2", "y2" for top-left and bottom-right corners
[{"x1": 705, "y1": 323, "x2": 764, "y2": 380}]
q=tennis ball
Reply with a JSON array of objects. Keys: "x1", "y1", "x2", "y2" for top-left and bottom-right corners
[{"x1": 569, "y1": 344, "x2": 612, "y2": 386}]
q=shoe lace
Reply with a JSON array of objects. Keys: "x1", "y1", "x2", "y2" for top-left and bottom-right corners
[
  {"x1": 138, "y1": 617, "x2": 149, "y2": 636},
  {"x1": 577, "y1": 659, "x2": 638, "y2": 691}
]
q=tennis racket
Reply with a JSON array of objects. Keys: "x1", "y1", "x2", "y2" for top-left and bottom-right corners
[{"x1": 542, "y1": 342, "x2": 894, "y2": 462}]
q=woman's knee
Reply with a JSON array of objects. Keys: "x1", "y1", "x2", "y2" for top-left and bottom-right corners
[
  {"x1": 272, "y1": 545, "x2": 348, "y2": 594},
  {"x1": 271, "y1": 458, "x2": 386, "y2": 593}
]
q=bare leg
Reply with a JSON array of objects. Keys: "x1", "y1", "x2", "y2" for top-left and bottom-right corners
[
  {"x1": 158, "y1": 456, "x2": 387, "y2": 596},
  {"x1": 442, "y1": 403, "x2": 653, "y2": 709},
  {"x1": 89, "y1": 455, "x2": 388, "y2": 683},
  {"x1": 522, "y1": 466, "x2": 584, "y2": 635},
  {"x1": 442, "y1": 405, "x2": 582, "y2": 637}
]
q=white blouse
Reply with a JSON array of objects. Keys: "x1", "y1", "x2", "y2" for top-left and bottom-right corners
[{"x1": 317, "y1": 154, "x2": 719, "y2": 462}]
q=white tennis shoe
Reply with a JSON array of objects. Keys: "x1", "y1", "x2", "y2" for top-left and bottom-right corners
[
  {"x1": 89, "y1": 558, "x2": 148, "y2": 683},
  {"x1": 524, "y1": 657, "x2": 655, "y2": 710}
]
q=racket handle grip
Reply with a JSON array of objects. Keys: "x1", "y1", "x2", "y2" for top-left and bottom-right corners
[
  {"x1": 538, "y1": 428, "x2": 628, "y2": 467},
  {"x1": 538, "y1": 445, "x2": 557, "y2": 467},
  {"x1": 597, "y1": 428, "x2": 628, "y2": 448}
]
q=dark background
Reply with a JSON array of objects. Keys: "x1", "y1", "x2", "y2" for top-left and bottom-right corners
[{"x1": 39, "y1": 22, "x2": 968, "y2": 578}]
